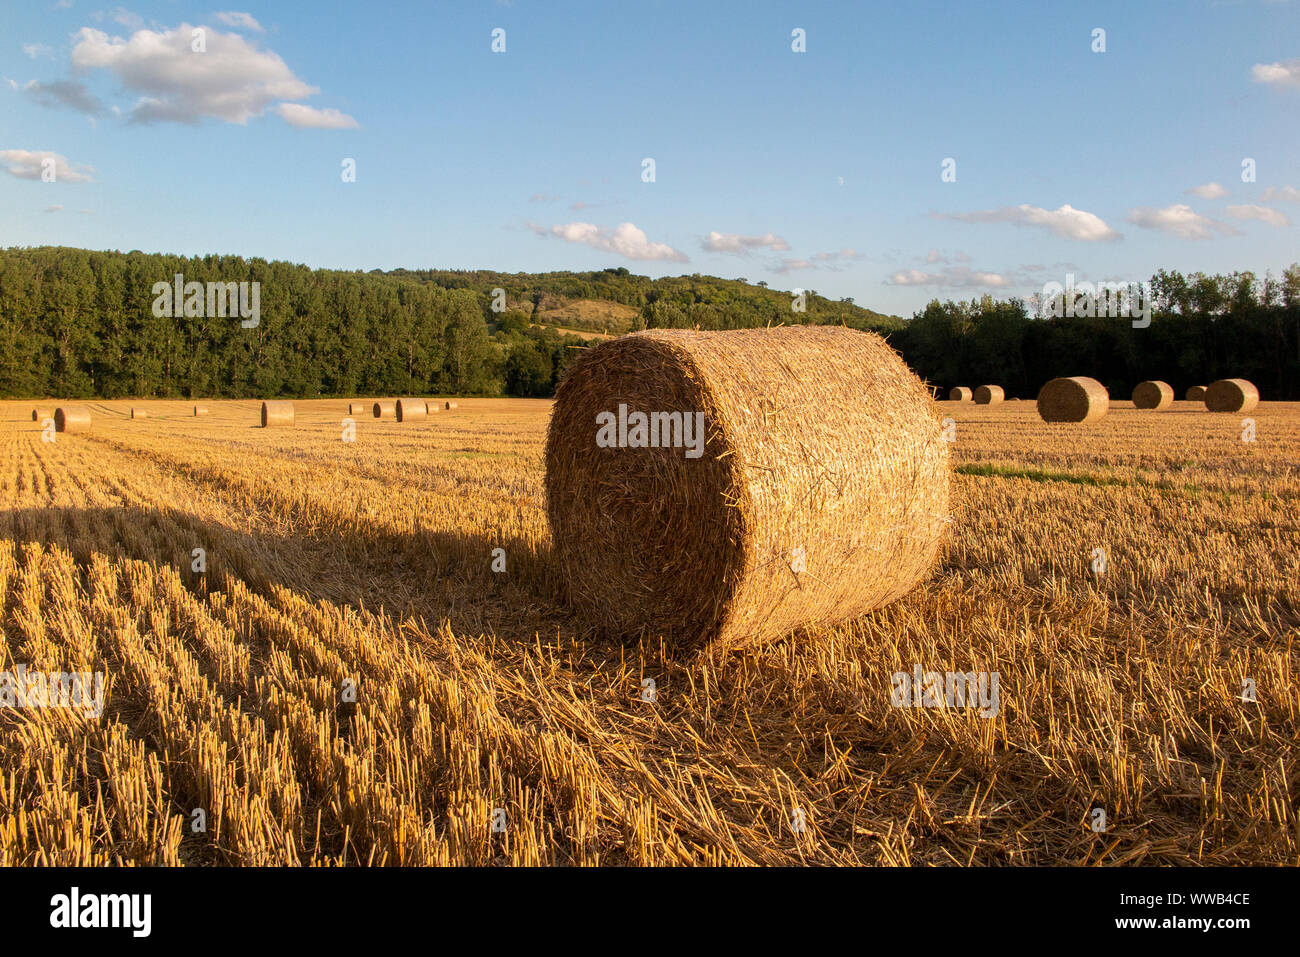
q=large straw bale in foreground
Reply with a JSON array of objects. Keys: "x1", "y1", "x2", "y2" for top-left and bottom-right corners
[
  {"x1": 1132, "y1": 380, "x2": 1173, "y2": 410},
  {"x1": 1037, "y1": 377, "x2": 1108, "y2": 423},
  {"x1": 396, "y1": 398, "x2": 427, "y2": 422},
  {"x1": 545, "y1": 326, "x2": 950, "y2": 653},
  {"x1": 261, "y1": 401, "x2": 294, "y2": 427},
  {"x1": 949, "y1": 387, "x2": 972, "y2": 401},
  {"x1": 1205, "y1": 378, "x2": 1259, "y2": 413},
  {"x1": 55, "y1": 406, "x2": 91, "y2": 432},
  {"x1": 974, "y1": 385, "x2": 1004, "y2": 405}
]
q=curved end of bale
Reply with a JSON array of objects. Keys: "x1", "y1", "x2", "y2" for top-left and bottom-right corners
[
  {"x1": 949, "y1": 386, "x2": 972, "y2": 402},
  {"x1": 1184, "y1": 385, "x2": 1207, "y2": 402},
  {"x1": 396, "y1": 398, "x2": 428, "y2": 422},
  {"x1": 261, "y1": 400, "x2": 294, "y2": 427},
  {"x1": 1205, "y1": 378, "x2": 1259, "y2": 413},
  {"x1": 545, "y1": 325, "x2": 950, "y2": 654},
  {"x1": 1132, "y1": 380, "x2": 1174, "y2": 410},
  {"x1": 1037, "y1": 377, "x2": 1108, "y2": 423},
  {"x1": 54, "y1": 405, "x2": 92, "y2": 433},
  {"x1": 973, "y1": 385, "x2": 1005, "y2": 405}
]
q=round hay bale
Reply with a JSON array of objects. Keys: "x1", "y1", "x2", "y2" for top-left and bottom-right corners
[
  {"x1": 261, "y1": 400, "x2": 294, "y2": 427},
  {"x1": 1205, "y1": 378, "x2": 1259, "y2": 413},
  {"x1": 348, "y1": 402, "x2": 362, "y2": 416},
  {"x1": 373, "y1": 399, "x2": 397, "y2": 419},
  {"x1": 396, "y1": 398, "x2": 428, "y2": 422},
  {"x1": 1131, "y1": 380, "x2": 1173, "y2": 410},
  {"x1": 31, "y1": 407, "x2": 52, "y2": 422},
  {"x1": 424, "y1": 400, "x2": 441, "y2": 414},
  {"x1": 445, "y1": 400, "x2": 459, "y2": 410},
  {"x1": 973, "y1": 385, "x2": 1004, "y2": 405},
  {"x1": 193, "y1": 404, "x2": 209, "y2": 416},
  {"x1": 130, "y1": 407, "x2": 147, "y2": 419},
  {"x1": 545, "y1": 326, "x2": 950, "y2": 653},
  {"x1": 949, "y1": 386, "x2": 972, "y2": 402},
  {"x1": 1036, "y1": 377, "x2": 1108, "y2": 423},
  {"x1": 1184, "y1": 385, "x2": 1207, "y2": 402},
  {"x1": 54, "y1": 406, "x2": 92, "y2": 433}
]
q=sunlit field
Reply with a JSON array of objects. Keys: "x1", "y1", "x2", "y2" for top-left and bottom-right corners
[{"x1": 2, "y1": 397, "x2": 1296, "y2": 865}]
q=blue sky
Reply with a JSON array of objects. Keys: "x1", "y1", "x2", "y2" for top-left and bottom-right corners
[{"x1": 3, "y1": 0, "x2": 1298, "y2": 316}]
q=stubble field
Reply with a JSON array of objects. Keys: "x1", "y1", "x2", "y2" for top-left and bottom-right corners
[{"x1": 1, "y1": 397, "x2": 1296, "y2": 865}]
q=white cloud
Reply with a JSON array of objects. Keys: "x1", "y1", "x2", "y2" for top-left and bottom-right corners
[
  {"x1": 1224, "y1": 204, "x2": 1291, "y2": 227},
  {"x1": 25, "y1": 79, "x2": 104, "y2": 114},
  {"x1": 702, "y1": 230, "x2": 790, "y2": 253},
  {"x1": 3, "y1": 76, "x2": 18, "y2": 90},
  {"x1": 111, "y1": 7, "x2": 143, "y2": 29},
  {"x1": 1261, "y1": 185, "x2": 1300, "y2": 202},
  {"x1": 44, "y1": 204, "x2": 64, "y2": 213},
  {"x1": 215, "y1": 11, "x2": 264, "y2": 32},
  {"x1": 940, "y1": 203, "x2": 1121, "y2": 241},
  {"x1": 771, "y1": 258, "x2": 814, "y2": 273},
  {"x1": 23, "y1": 43, "x2": 54, "y2": 59},
  {"x1": 1125, "y1": 204, "x2": 1238, "y2": 240},
  {"x1": 1185, "y1": 182, "x2": 1228, "y2": 199},
  {"x1": 71, "y1": 23, "x2": 319, "y2": 124},
  {"x1": 886, "y1": 266, "x2": 1010, "y2": 288},
  {"x1": 532, "y1": 221, "x2": 687, "y2": 262},
  {"x1": 1252, "y1": 59, "x2": 1300, "y2": 87},
  {"x1": 274, "y1": 102, "x2": 358, "y2": 128},
  {"x1": 924, "y1": 249, "x2": 972, "y2": 264},
  {"x1": 0, "y1": 149, "x2": 95, "y2": 182}
]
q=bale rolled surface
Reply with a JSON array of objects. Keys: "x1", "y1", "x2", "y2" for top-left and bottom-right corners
[
  {"x1": 395, "y1": 398, "x2": 427, "y2": 422},
  {"x1": 545, "y1": 326, "x2": 950, "y2": 653},
  {"x1": 445, "y1": 401, "x2": 459, "y2": 410},
  {"x1": 1132, "y1": 380, "x2": 1173, "y2": 410},
  {"x1": 424, "y1": 400, "x2": 441, "y2": 414},
  {"x1": 193, "y1": 404, "x2": 209, "y2": 416},
  {"x1": 130, "y1": 407, "x2": 147, "y2": 419},
  {"x1": 1184, "y1": 385, "x2": 1207, "y2": 402},
  {"x1": 949, "y1": 386, "x2": 972, "y2": 402},
  {"x1": 31, "y1": 407, "x2": 51, "y2": 422},
  {"x1": 1037, "y1": 377, "x2": 1108, "y2": 423},
  {"x1": 973, "y1": 385, "x2": 1004, "y2": 405},
  {"x1": 1205, "y1": 378, "x2": 1259, "y2": 413},
  {"x1": 373, "y1": 399, "x2": 396, "y2": 419},
  {"x1": 54, "y1": 406, "x2": 91, "y2": 433},
  {"x1": 261, "y1": 400, "x2": 294, "y2": 427}
]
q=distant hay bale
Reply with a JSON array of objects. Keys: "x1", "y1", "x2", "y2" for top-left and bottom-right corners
[
  {"x1": 55, "y1": 406, "x2": 91, "y2": 433},
  {"x1": 545, "y1": 325, "x2": 950, "y2": 653},
  {"x1": 949, "y1": 387, "x2": 972, "y2": 401},
  {"x1": 396, "y1": 398, "x2": 427, "y2": 422},
  {"x1": 1132, "y1": 380, "x2": 1173, "y2": 410},
  {"x1": 973, "y1": 385, "x2": 1004, "y2": 405},
  {"x1": 1205, "y1": 378, "x2": 1259, "y2": 413},
  {"x1": 193, "y1": 404, "x2": 209, "y2": 416},
  {"x1": 424, "y1": 400, "x2": 441, "y2": 414},
  {"x1": 373, "y1": 399, "x2": 397, "y2": 419},
  {"x1": 261, "y1": 400, "x2": 294, "y2": 427},
  {"x1": 445, "y1": 401, "x2": 459, "y2": 410},
  {"x1": 130, "y1": 407, "x2": 147, "y2": 419},
  {"x1": 31, "y1": 407, "x2": 52, "y2": 422},
  {"x1": 1184, "y1": 385, "x2": 1207, "y2": 402},
  {"x1": 348, "y1": 402, "x2": 363, "y2": 416},
  {"x1": 1037, "y1": 377, "x2": 1109, "y2": 423}
]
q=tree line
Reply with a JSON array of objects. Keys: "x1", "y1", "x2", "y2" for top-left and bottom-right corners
[{"x1": 1, "y1": 246, "x2": 1296, "y2": 401}]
